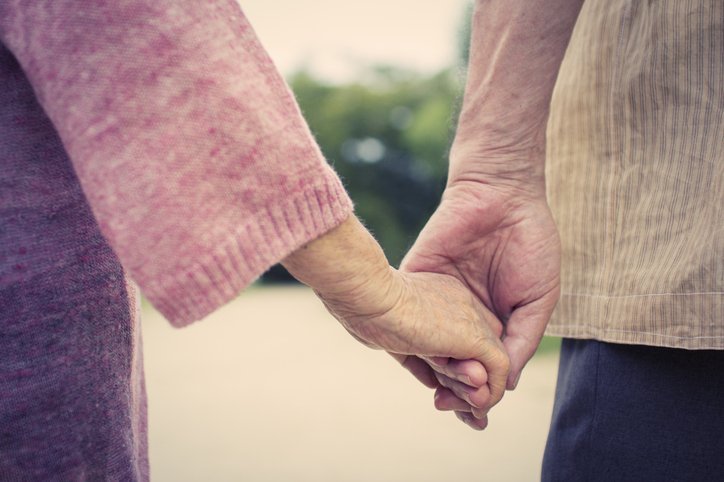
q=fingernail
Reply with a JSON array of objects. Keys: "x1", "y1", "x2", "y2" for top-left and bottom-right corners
[
  {"x1": 472, "y1": 408, "x2": 487, "y2": 420},
  {"x1": 457, "y1": 412, "x2": 473, "y2": 424},
  {"x1": 511, "y1": 372, "x2": 522, "y2": 390},
  {"x1": 458, "y1": 412, "x2": 485, "y2": 431},
  {"x1": 458, "y1": 374, "x2": 473, "y2": 385},
  {"x1": 458, "y1": 384, "x2": 476, "y2": 404}
]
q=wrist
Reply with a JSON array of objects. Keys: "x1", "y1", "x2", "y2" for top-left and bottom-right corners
[
  {"x1": 448, "y1": 143, "x2": 546, "y2": 199},
  {"x1": 281, "y1": 215, "x2": 399, "y2": 316},
  {"x1": 445, "y1": 170, "x2": 547, "y2": 206}
]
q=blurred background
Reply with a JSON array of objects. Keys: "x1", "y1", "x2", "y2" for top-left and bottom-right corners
[
  {"x1": 255, "y1": 0, "x2": 474, "y2": 278},
  {"x1": 143, "y1": 1, "x2": 561, "y2": 480}
]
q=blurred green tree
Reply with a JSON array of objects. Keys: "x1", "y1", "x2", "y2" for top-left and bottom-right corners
[
  {"x1": 262, "y1": 2, "x2": 474, "y2": 282},
  {"x1": 262, "y1": 67, "x2": 462, "y2": 282}
]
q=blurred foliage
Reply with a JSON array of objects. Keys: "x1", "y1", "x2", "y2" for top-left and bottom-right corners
[
  {"x1": 262, "y1": 66, "x2": 464, "y2": 281},
  {"x1": 263, "y1": 2, "x2": 474, "y2": 282}
]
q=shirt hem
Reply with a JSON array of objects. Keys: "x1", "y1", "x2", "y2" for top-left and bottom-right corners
[{"x1": 545, "y1": 292, "x2": 724, "y2": 350}]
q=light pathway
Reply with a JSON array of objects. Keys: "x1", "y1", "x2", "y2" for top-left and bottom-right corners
[{"x1": 143, "y1": 286, "x2": 559, "y2": 482}]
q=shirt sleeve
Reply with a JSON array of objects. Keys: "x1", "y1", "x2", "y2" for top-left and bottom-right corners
[{"x1": 0, "y1": 0, "x2": 353, "y2": 326}]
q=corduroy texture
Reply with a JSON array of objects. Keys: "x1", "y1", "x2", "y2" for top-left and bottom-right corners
[
  {"x1": 545, "y1": 0, "x2": 723, "y2": 348},
  {"x1": 0, "y1": 1, "x2": 352, "y2": 478}
]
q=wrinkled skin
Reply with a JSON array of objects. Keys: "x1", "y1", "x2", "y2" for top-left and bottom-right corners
[{"x1": 399, "y1": 180, "x2": 561, "y2": 429}]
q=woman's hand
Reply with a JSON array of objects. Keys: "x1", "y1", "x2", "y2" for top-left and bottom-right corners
[{"x1": 282, "y1": 215, "x2": 510, "y2": 427}]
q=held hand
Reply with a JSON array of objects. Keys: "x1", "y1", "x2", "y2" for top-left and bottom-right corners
[
  {"x1": 318, "y1": 268, "x2": 510, "y2": 418},
  {"x1": 402, "y1": 181, "x2": 561, "y2": 392},
  {"x1": 282, "y1": 216, "x2": 510, "y2": 427}
]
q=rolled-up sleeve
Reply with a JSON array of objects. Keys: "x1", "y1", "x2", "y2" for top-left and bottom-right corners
[{"x1": 0, "y1": 0, "x2": 353, "y2": 325}]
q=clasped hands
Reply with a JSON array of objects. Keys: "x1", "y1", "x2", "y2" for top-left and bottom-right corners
[{"x1": 283, "y1": 180, "x2": 561, "y2": 430}]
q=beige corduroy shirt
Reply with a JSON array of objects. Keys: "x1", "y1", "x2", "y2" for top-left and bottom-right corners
[{"x1": 545, "y1": 0, "x2": 723, "y2": 349}]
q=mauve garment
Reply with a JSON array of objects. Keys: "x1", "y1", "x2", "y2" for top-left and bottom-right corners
[{"x1": 0, "y1": 1, "x2": 352, "y2": 479}]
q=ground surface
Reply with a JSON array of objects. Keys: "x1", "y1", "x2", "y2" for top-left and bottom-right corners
[{"x1": 142, "y1": 286, "x2": 560, "y2": 482}]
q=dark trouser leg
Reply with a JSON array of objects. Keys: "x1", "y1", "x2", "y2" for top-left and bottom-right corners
[{"x1": 542, "y1": 338, "x2": 724, "y2": 482}]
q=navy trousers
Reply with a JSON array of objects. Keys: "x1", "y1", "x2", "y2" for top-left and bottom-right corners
[{"x1": 542, "y1": 339, "x2": 724, "y2": 482}]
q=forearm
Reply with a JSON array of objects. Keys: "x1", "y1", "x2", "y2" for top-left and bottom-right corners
[{"x1": 450, "y1": 0, "x2": 583, "y2": 193}]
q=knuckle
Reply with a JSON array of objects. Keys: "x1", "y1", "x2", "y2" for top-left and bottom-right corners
[{"x1": 496, "y1": 350, "x2": 512, "y2": 374}]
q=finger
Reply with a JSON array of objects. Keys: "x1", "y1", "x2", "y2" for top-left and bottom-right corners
[
  {"x1": 434, "y1": 387, "x2": 489, "y2": 419},
  {"x1": 433, "y1": 372, "x2": 492, "y2": 409},
  {"x1": 433, "y1": 387, "x2": 473, "y2": 412},
  {"x1": 502, "y1": 297, "x2": 556, "y2": 390},
  {"x1": 472, "y1": 339, "x2": 509, "y2": 408},
  {"x1": 389, "y1": 353, "x2": 439, "y2": 389},
  {"x1": 424, "y1": 356, "x2": 450, "y2": 368},
  {"x1": 471, "y1": 406, "x2": 488, "y2": 419},
  {"x1": 425, "y1": 358, "x2": 487, "y2": 387},
  {"x1": 455, "y1": 411, "x2": 489, "y2": 431}
]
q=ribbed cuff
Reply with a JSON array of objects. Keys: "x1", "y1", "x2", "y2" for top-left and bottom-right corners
[{"x1": 145, "y1": 173, "x2": 353, "y2": 327}]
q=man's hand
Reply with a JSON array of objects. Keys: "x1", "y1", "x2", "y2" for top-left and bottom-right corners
[
  {"x1": 282, "y1": 215, "x2": 510, "y2": 428},
  {"x1": 402, "y1": 181, "x2": 561, "y2": 391},
  {"x1": 400, "y1": 0, "x2": 581, "y2": 428}
]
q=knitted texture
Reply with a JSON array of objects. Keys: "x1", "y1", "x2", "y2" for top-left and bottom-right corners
[{"x1": 0, "y1": 0, "x2": 352, "y2": 478}]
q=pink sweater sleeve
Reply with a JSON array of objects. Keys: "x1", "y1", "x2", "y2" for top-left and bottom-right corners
[{"x1": 0, "y1": 1, "x2": 353, "y2": 326}]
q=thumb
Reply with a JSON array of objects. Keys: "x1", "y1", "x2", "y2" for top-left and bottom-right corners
[{"x1": 502, "y1": 301, "x2": 553, "y2": 390}]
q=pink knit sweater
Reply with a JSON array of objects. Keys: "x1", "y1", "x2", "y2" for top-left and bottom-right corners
[{"x1": 0, "y1": 1, "x2": 352, "y2": 479}]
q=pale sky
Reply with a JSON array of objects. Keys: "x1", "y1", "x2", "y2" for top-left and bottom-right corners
[{"x1": 239, "y1": 0, "x2": 472, "y2": 82}]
